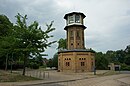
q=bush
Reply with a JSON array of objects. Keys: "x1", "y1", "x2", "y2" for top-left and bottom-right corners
[
  {"x1": 29, "y1": 62, "x2": 39, "y2": 69},
  {"x1": 40, "y1": 64, "x2": 47, "y2": 68},
  {"x1": 122, "y1": 66, "x2": 130, "y2": 71},
  {"x1": 10, "y1": 61, "x2": 24, "y2": 70},
  {"x1": 121, "y1": 63, "x2": 130, "y2": 71}
]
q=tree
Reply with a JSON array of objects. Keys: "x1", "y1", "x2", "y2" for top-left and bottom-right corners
[
  {"x1": 46, "y1": 58, "x2": 53, "y2": 68},
  {"x1": 52, "y1": 38, "x2": 67, "y2": 69},
  {"x1": 0, "y1": 14, "x2": 15, "y2": 70},
  {"x1": 0, "y1": 15, "x2": 13, "y2": 36},
  {"x1": 124, "y1": 45, "x2": 130, "y2": 65},
  {"x1": 14, "y1": 13, "x2": 56, "y2": 75},
  {"x1": 52, "y1": 53, "x2": 58, "y2": 69},
  {"x1": 57, "y1": 38, "x2": 67, "y2": 49},
  {"x1": 115, "y1": 50, "x2": 125, "y2": 63},
  {"x1": 95, "y1": 52, "x2": 108, "y2": 70},
  {"x1": 105, "y1": 50, "x2": 116, "y2": 63}
]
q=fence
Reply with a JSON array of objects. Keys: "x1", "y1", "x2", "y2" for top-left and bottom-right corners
[{"x1": 25, "y1": 70, "x2": 49, "y2": 79}]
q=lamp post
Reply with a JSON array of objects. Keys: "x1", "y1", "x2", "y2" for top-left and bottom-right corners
[{"x1": 94, "y1": 66, "x2": 96, "y2": 75}]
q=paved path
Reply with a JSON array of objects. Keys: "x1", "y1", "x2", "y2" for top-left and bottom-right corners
[
  {"x1": 26, "y1": 74, "x2": 130, "y2": 86},
  {"x1": 0, "y1": 70, "x2": 130, "y2": 86}
]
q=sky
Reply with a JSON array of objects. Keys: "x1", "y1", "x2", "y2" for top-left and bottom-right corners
[{"x1": 0, "y1": 0, "x2": 130, "y2": 58}]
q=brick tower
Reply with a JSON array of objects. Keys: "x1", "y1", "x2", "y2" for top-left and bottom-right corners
[{"x1": 58, "y1": 12, "x2": 95, "y2": 72}]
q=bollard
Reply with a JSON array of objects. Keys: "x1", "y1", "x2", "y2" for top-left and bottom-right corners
[
  {"x1": 47, "y1": 72, "x2": 49, "y2": 78},
  {"x1": 39, "y1": 71, "x2": 41, "y2": 79},
  {"x1": 26, "y1": 70, "x2": 27, "y2": 76},
  {"x1": 35, "y1": 71, "x2": 36, "y2": 77},
  {"x1": 94, "y1": 67, "x2": 96, "y2": 75},
  {"x1": 36, "y1": 71, "x2": 37, "y2": 78},
  {"x1": 30, "y1": 72, "x2": 31, "y2": 77},
  {"x1": 43, "y1": 72, "x2": 45, "y2": 78}
]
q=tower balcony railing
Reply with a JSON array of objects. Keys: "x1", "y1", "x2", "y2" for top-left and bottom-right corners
[{"x1": 58, "y1": 48, "x2": 95, "y2": 53}]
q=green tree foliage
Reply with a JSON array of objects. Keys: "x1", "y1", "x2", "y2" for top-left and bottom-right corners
[
  {"x1": 124, "y1": 45, "x2": 130, "y2": 65},
  {"x1": 57, "y1": 38, "x2": 67, "y2": 49},
  {"x1": 14, "y1": 13, "x2": 56, "y2": 75},
  {"x1": 105, "y1": 50, "x2": 116, "y2": 63},
  {"x1": 0, "y1": 14, "x2": 56, "y2": 75},
  {"x1": 46, "y1": 58, "x2": 53, "y2": 68},
  {"x1": 95, "y1": 52, "x2": 108, "y2": 70},
  {"x1": 52, "y1": 53, "x2": 58, "y2": 69},
  {"x1": 50, "y1": 38, "x2": 67, "y2": 69},
  {"x1": 0, "y1": 15, "x2": 13, "y2": 36},
  {"x1": 115, "y1": 50, "x2": 125, "y2": 63},
  {"x1": 95, "y1": 45, "x2": 130, "y2": 70},
  {"x1": 0, "y1": 15, "x2": 15, "y2": 70}
]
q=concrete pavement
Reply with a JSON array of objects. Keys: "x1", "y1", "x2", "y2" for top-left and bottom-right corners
[{"x1": 0, "y1": 70, "x2": 130, "y2": 86}]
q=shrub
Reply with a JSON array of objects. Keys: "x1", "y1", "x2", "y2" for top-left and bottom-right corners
[
  {"x1": 11, "y1": 61, "x2": 24, "y2": 69},
  {"x1": 121, "y1": 63, "x2": 130, "y2": 71},
  {"x1": 29, "y1": 62, "x2": 39, "y2": 69}
]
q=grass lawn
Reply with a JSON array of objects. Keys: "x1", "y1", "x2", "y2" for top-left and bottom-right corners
[{"x1": 0, "y1": 70, "x2": 40, "y2": 82}]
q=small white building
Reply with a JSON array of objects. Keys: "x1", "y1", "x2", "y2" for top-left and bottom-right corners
[{"x1": 108, "y1": 63, "x2": 121, "y2": 71}]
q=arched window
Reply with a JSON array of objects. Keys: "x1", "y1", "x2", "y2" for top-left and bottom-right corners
[
  {"x1": 69, "y1": 15, "x2": 74, "y2": 24},
  {"x1": 75, "y1": 14, "x2": 80, "y2": 23},
  {"x1": 70, "y1": 31, "x2": 73, "y2": 37},
  {"x1": 76, "y1": 31, "x2": 80, "y2": 40}
]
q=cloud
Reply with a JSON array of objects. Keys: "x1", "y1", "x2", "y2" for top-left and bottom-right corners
[{"x1": 0, "y1": 0, "x2": 130, "y2": 58}]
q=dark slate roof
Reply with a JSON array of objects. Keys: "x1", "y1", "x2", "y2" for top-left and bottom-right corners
[
  {"x1": 64, "y1": 24, "x2": 86, "y2": 30},
  {"x1": 64, "y1": 12, "x2": 86, "y2": 19}
]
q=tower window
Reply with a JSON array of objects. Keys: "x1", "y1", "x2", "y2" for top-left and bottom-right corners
[
  {"x1": 66, "y1": 62, "x2": 70, "y2": 66},
  {"x1": 75, "y1": 14, "x2": 80, "y2": 23},
  {"x1": 76, "y1": 31, "x2": 80, "y2": 40},
  {"x1": 77, "y1": 31, "x2": 80, "y2": 37},
  {"x1": 70, "y1": 31, "x2": 73, "y2": 37},
  {"x1": 69, "y1": 15, "x2": 74, "y2": 24},
  {"x1": 81, "y1": 62, "x2": 85, "y2": 66}
]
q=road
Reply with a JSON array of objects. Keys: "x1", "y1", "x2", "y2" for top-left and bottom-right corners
[{"x1": 24, "y1": 74, "x2": 130, "y2": 86}]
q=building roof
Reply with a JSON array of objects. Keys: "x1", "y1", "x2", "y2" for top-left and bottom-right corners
[
  {"x1": 64, "y1": 24, "x2": 86, "y2": 30},
  {"x1": 64, "y1": 12, "x2": 86, "y2": 19},
  {"x1": 58, "y1": 49, "x2": 95, "y2": 53}
]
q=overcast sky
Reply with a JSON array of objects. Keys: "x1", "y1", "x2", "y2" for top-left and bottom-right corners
[{"x1": 0, "y1": 0, "x2": 130, "y2": 58}]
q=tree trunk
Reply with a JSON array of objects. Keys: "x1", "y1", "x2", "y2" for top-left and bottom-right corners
[
  {"x1": 10, "y1": 53, "x2": 13, "y2": 73},
  {"x1": 5, "y1": 54, "x2": 8, "y2": 71},
  {"x1": 22, "y1": 55, "x2": 26, "y2": 75}
]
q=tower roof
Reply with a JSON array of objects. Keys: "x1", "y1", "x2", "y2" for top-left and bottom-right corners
[
  {"x1": 64, "y1": 24, "x2": 86, "y2": 30},
  {"x1": 64, "y1": 12, "x2": 86, "y2": 19}
]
